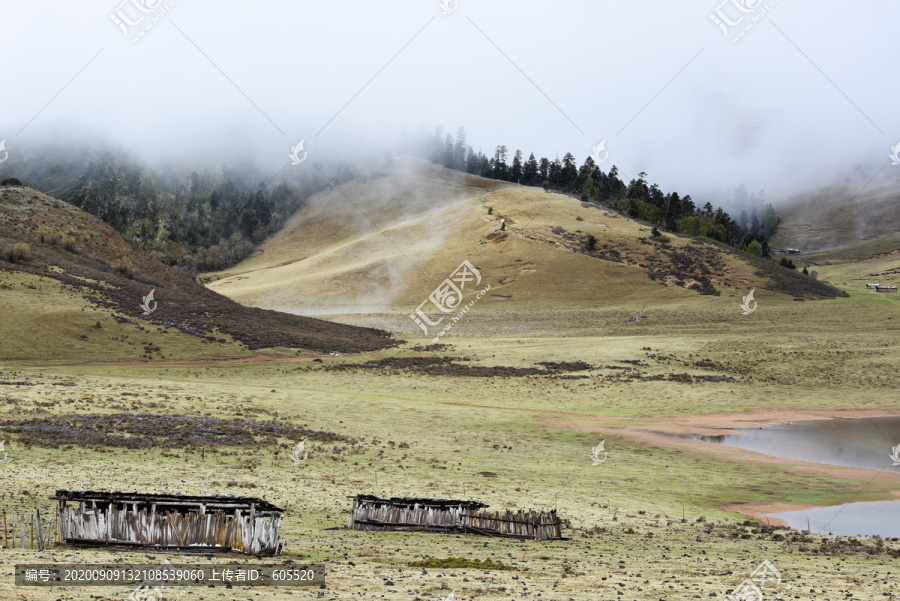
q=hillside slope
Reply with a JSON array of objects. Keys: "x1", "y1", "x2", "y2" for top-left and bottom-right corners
[
  {"x1": 769, "y1": 168, "x2": 900, "y2": 257},
  {"x1": 0, "y1": 185, "x2": 399, "y2": 360},
  {"x1": 207, "y1": 160, "x2": 843, "y2": 336}
]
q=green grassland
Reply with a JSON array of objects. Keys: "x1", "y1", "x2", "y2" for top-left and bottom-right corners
[{"x1": 1, "y1": 282, "x2": 899, "y2": 600}]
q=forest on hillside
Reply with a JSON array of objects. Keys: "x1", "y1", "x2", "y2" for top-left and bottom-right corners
[
  {"x1": 1, "y1": 147, "x2": 360, "y2": 273},
  {"x1": 416, "y1": 127, "x2": 780, "y2": 254},
  {"x1": 1, "y1": 130, "x2": 781, "y2": 276}
]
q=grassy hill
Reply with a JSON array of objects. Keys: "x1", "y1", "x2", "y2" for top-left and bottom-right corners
[
  {"x1": 766, "y1": 169, "x2": 900, "y2": 292},
  {"x1": 770, "y1": 168, "x2": 900, "y2": 256},
  {"x1": 0, "y1": 184, "x2": 399, "y2": 361},
  {"x1": 207, "y1": 159, "x2": 843, "y2": 336}
]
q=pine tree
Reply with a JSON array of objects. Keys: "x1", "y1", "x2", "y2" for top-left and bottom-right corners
[
  {"x1": 523, "y1": 153, "x2": 538, "y2": 186},
  {"x1": 453, "y1": 127, "x2": 467, "y2": 171},
  {"x1": 510, "y1": 150, "x2": 523, "y2": 183}
]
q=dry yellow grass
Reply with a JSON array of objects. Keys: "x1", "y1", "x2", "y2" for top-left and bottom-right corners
[
  {"x1": 208, "y1": 161, "x2": 784, "y2": 337},
  {"x1": 0, "y1": 270, "x2": 247, "y2": 362},
  {"x1": 1, "y1": 165, "x2": 899, "y2": 600}
]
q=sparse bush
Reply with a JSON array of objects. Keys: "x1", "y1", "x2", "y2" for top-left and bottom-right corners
[
  {"x1": 751, "y1": 256, "x2": 843, "y2": 298},
  {"x1": 487, "y1": 206, "x2": 493, "y2": 215},
  {"x1": 2, "y1": 242, "x2": 32, "y2": 264},
  {"x1": 0, "y1": 178, "x2": 22, "y2": 187},
  {"x1": 651, "y1": 226, "x2": 661, "y2": 237},
  {"x1": 747, "y1": 240, "x2": 763, "y2": 258},
  {"x1": 61, "y1": 237, "x2": 76, "y2": 253},
  {"x1": 779, "y1": 257, "x2": 796, "y2": 269},
  {"x1": 500, "y1": 221, "x2": 506, "y2": 231},
  {"x1": 585, "y1": 235, "x2": 597, "y2": 251}
]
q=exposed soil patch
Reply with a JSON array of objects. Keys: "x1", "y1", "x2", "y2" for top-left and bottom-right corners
[
  {"x1": 322, "y1": 356, "x2": 596, "y2": 378},
  {"x1": 640, "y1": 242, "x2": 724, "y2": 295},
  {"x1": 0, "y1": 413, "x2": 354, "y2": 449}
]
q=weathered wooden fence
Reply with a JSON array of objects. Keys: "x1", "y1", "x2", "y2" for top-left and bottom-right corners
[
  {"x1": 58, "y1": 504, "x2": 282, "y2": 554},
  {"x1": 458, "y1": 509, "x2": 562, "y2": 540},
  {"x1": 347, "y1": 496, "x2": 563, "y2": 540},
  {"x1": 1, "y1": 507, "x2": 59, "y2": 550},
  {"x1": 47, "y1": 491, "x2": 285, "y2": 555}
]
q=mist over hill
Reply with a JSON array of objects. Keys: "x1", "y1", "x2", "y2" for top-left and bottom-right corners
[{"x1": 0, "y1": 139, "x2": 383, "y2": 273}]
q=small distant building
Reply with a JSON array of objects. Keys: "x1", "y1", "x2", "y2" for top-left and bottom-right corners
[
  {"x1": 876, "y1": 286, "x2": 898, "y2": 293},
  {"x1": 786, "y1": 248, "x2": 801, "y2": 254},
  {"x1": 347, "y1": 495, "x2": 563, "y2": 540},
  {"x1": 52, "y1": 490, "x2": 284, "y2": 554},
  {"x1": 866, "y1": 283, "x2": 880, "y2": 289}
]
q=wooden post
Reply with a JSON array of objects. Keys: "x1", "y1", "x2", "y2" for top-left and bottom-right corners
[
  {"x1": 20, "y1": 510, "x2": 25, "y2": 549},
  {"x1": 30, "y1": 511, "x2": 33, "y2": 550},
  {"x1": 3, "y1": 512, "x2": 7, "y2": 549},
  {"x1": 36, "y1": 508, "x2": 43, "y2": 551}
]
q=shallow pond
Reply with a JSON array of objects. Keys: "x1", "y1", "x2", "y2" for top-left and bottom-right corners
[{"x1": 692, "y1": 416, "x2": 900, "y2": 537}]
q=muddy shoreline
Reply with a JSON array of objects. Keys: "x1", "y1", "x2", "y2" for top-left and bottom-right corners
[{"x1": 548, "y1": 407, "x2": 900, "y2": 526}]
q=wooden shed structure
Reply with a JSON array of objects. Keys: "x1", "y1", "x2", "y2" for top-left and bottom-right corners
[
  {"x1": 347, "y1": 495, "x2": 563, "y2": 540},
  {"x1": 876, "y1": 285, "x2": 898, "y2": 293},
  {"x1": 52, "y1": 490, "x2": 284, "y2": 555}
]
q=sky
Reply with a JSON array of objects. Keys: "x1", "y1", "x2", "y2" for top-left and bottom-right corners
[{"x1": 1, "y1": 0, "x2": 899, "y2": 206}]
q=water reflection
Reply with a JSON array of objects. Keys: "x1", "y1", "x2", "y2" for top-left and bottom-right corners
[
  {"x1": 766, "y1": 500, "x2": 900, "y2": 538},
  {"x1": 692, "y1": 416, "x2": 900, "y2": 471},
  {"x1": 692, "y1": 416, "x2": 900, "y2": 537}
]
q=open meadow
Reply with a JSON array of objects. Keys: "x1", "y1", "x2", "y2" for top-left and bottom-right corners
[{"x1": 1, "y1": 279, "x2": 899, "y2": 600}]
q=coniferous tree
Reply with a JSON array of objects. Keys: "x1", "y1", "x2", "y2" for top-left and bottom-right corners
[
  {"x1": 523, "y1": 153, "x2": 538, "y2": 186},
  {"x1": 493, "y1": 145, "x2": 508, "y2": 180},
  {"x1": 561, "y1": 153, "x2": 578, "y2": 190},
  {"x1": 453, "y1": 127, "x2": 467, "y2": 171},
  {"x1": 510, "y1": 150, "x2": 523, "y2": 183},
  {"x1": 538, "y1": 157, "x2": 550, "y2": 182}
]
